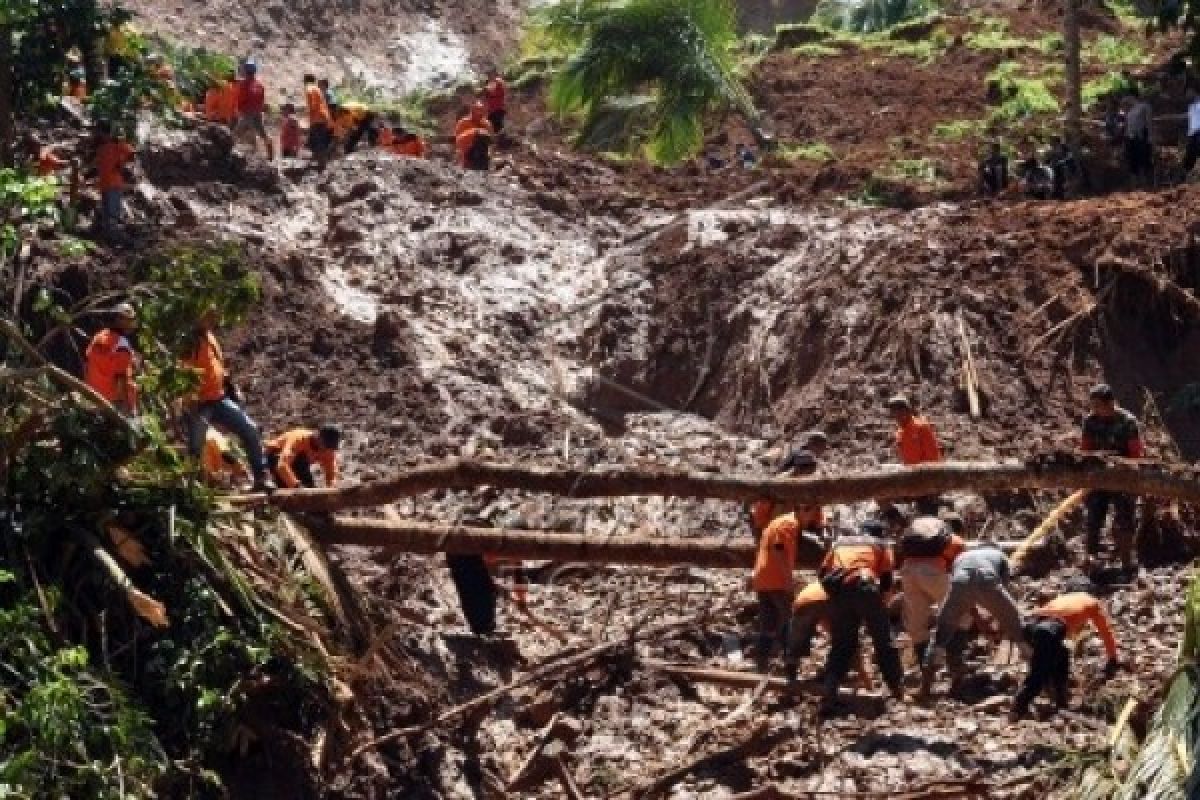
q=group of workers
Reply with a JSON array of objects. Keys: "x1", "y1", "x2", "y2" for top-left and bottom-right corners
[
  {"x1": 750, "y1": 385, "x2": 1138, "y2": 717},
  {"x1": 82, "y1": 302, "x2": 342, "y2": 493}
]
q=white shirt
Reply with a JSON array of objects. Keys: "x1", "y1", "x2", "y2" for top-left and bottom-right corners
[{"x1": 1188, "y1": 101, "x2": 1200, "y2": 137}]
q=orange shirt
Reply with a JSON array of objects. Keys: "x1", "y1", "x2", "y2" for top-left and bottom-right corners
[
  {"x1": 750, "y1": 500, "x2": 822, "y2": 534},
  {"x1": 306, "y1": 85, "x2": 332, "y2": 127},
  {"x1": 392, "y1": 136, "x2": 427, "y2": 158},
  {"x1": 266, "y1": 428, "x2": 339, "y2": 488},
  {"x1": 95, "y1": 140, "x2": 134, "y2": 191},
  {"x1": 454, "y1": 115, "x2": 493, "y2": 167},
  {"x1": 1033, "y1": 593, "x2": 1118, "y2": 660},
  {"x1": 181, "y1": 330, "x2": 226, "y2": 403},
  {"x1": 752, "y1": 514, "x2": 801, "y2": 592},
  {"x1": 68, "y1": 82, "x2": 88, "y2": 100},
  {"x1": 84, "y1": 328, "x2": 137, "y2": 409},
  {"x1": 821, "y1": 536, "x2": 894, "y2": 581},
  {"x1": 37, "y1": 149, "x2": 68, "y2": 177},
  {"x1": 896, "y1": 416, "x2": 941, "y2": 465},
  {"x1": 219, "y1": 81, "x2": 240, "y2": 123},
  {"x1": 202, "y1": 429, "x2": 246, "y2": 482}
]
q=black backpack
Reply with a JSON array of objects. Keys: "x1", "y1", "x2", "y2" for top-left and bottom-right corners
[{"x1": 900, "y1": 517, "x2": 950, "y2": 560}]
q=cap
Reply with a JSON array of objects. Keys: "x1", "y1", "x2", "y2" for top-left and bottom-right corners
[
  {"x1": 885, "y1": 395, "x2": 911, "y2": 410},
  {"x1": 860, "y1": 519, "x2": 886, "y2": 537},
  {"x1": 777, "y1": 448, "x2": 817, "y2": 475},
  {"x1": 1089, "y1": 384, "x2": 1115, "y2": 401},
  {"x1": 800, "y1": 430, "x2": 828, "y2": 448},
  {"x1": 243, "y1": 59, "x2": 258, "y2": 75},
  {"x1": 909, "y1": 516, "x2": 947, "y2": 538}
]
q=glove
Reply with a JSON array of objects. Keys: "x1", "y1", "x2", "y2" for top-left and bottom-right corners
[{"x1": 1103, "y1": 658, "x2": 1120, "y2": 679}]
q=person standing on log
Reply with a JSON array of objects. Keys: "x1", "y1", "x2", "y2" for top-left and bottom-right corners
[
  {"x1": 747, "y1": 448, "x2": 821, "y2": 539},
  {"x1": 886, "y1": 395, "x2": 942, "y2": 514},
  {"x1": 1011, "y1": 580, "x2": 1119, "y2": 720},
  {"x1": 818, "y1": 520, "x2": 904, "y2": 714},
  {"x1": 1080, "y1": 384, "x2": 1144, "y2": 573}
]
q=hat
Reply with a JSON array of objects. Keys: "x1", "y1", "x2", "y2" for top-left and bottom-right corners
[
  {"x1": 860, "y1": 519, "x2": 886, "y2": 537},
  {"x1": 1089, "y1": 384, "x2": 1115, "y2": 401},
  {"x1": 112, "y1": 302, "x2": 137, "y2": 320},
  {"x1": 801, "y1": 430, "x2": 828, "y2": 448},
  {"x1": 777, "y1": 448, "x2": 817, "y2": 475},
  {"x1": 885, "y1": 395, "x2": 911, "y2": 410}
]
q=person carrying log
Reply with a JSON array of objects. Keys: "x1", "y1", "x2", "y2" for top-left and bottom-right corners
[
  {"x1": 818, "y1": 520, "x2": 904, "y2": 713},
  {"x1": 1080, "y1": 384, "x2": 1144, "y2": 573},
  {"x1": 896, "y1": 515, "x2": 965, "y2": 671},
  {"x1": 747, "y1": 448, "x2": 821, "y2": 539},
  {"x1": 1011, "y1": 579, "x2": 1119, "y2": 720},
  {"x1": 921, "y1": 544, "x2": 1024, "y2": 696}
]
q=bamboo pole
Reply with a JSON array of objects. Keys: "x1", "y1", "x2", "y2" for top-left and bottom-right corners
[{"x1": 237, "y1": 455, "x2": 1200, "y2": 514}]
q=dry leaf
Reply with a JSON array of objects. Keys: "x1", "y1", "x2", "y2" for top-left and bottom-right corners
[
  {"x1": 105, "y1": 522, "x2": 150, "y2": 567},
  {"x1": 127, "y1": 588, "x2": 169, "y2": 627}
]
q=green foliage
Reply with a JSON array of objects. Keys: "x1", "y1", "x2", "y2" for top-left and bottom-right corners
[
  {"x1": 862, "y1": 26, "x2": 951, "y2": 61},
  {"x1": 157, "y1": 39, "x2": 238, "y2": 102},
  {"x1": 334, "y1": 79, "x2": 439, "y2": 135},
  {"x1": 1083, "y1": 71, "x2": 1137, "y2": 109},
  {"x1": 933, "y1": 118, "x2": 987, "y2": 140},
  {"x1": 87, "y1": 60, "x2": 181, "y2": 140},
  {"x1": 0, "y1": 589, "x2": 165, "y2": 798},
  {"x1": 777, "y1": 141, "x2": 837, "y2": 162},
  {"x1": 536, "y1": 0, "x2": 755, "y2": 164},
  {"x1": 811, "y1": 0, "x2": 936, "y2": 33},
  {"x1": 1084, "y1": 34, "x2": 1149, "y2": 66},
  {"x1": 987, "y1": 61, "x2": 1060, "y2": 122},
  {"x1": 0, "y1": 170, "x2": 60, "y2": 265},
  {"x1": 882, "y1": 156, "x2": 944, "y2": 183},
  {"x1": 792, "y1": 42, "x2": 845, "y2": 57}
]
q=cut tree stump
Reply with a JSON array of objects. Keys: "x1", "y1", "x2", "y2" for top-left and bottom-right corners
[{"x1": 234, "y1": 454, "x2": 1200, "y2": 514}]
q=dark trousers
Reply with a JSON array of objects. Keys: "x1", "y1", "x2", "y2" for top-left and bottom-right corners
[
  {"x1": 1014, "y1": 618, "x2": 1069, "y2": 712},
  {"x1": 488, "y1": 110, "x2": 506, "y2": 133},
  {"x1": 823, "y1": 582, "x2": 903, "y2": 695},
  {"x1": 447, "y1": 555, "x2": 497, "y2": 635},
  {"x1": 1125, "y1": 135, "x2": 1153, "y2": 179},
  {"x1": 1086, "y1": 490, "x2": 1136, "y2": 561},
  {"x1": 343, "y1": 119, "x2": 375, "y2": 153},
  {"x1": 1185, "y1": 134, "x2": 1200, "y2": 173},
  {"x1": 268, "y1": 452, "x2": 315, "y2": 489},
  {"x1": 756, "y1": 590, "x2": 794, "y2": 670}
]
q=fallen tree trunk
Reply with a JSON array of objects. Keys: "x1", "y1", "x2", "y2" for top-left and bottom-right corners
[
  {"x1": 308, "y1": 517, "x2": 792, "y2": 568},
  {"x1": 244, "y1": 455, "x2": 1200, "y2": 514}
]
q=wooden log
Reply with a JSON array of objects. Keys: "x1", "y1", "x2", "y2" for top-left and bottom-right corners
[
  {"x1": 622, "y1": 722, "x2": 789, "y2": 799},
  {"x1": 241, "y1": 455, "x2": 1200, "y2": 515}
]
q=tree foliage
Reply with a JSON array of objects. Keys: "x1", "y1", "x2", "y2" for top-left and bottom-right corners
[
  {"x1": 536, "y1": 0, "x2": 755, "y2": 163},
  {"x1": 811, "y1": 0, "x2": 935, "y2": 34}
]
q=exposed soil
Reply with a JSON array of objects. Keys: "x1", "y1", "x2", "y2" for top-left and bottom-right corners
[{"x1": 23, "y1": 0, "x2": 1200, "y2": 796}]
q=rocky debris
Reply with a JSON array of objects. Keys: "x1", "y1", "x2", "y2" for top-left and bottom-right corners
[{"x1": 138, "y1": 123, "x2": 282, "y2": 193}]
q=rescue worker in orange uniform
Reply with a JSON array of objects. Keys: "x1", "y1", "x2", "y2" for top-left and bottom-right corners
[
  {"x1": 789, "y1": 581, "x2": 874, "y2": 688},
  {"x1": 233, "y1": 60, "x2": 274, "y2": 160},
  {"x1": 455, "y1": 102, "x2": 494, "y2": 171},
  {"x1": 304, "y1": 74, "x2": 334, "y2": 164},
  {"x1": 389, "y1": 126, "x2": 428, "y2": 159},
  {"x1": 205, "y1": 70, "x2": 238, "y2": 125},
  {"x1": 1012, "y1": 580, "x2": 1119, "y2": 719},
  {"x1": 887, "y1": 394, "x2": 942, "y2": 514},
  {"x1": 895, "y1": 515, "x2": 966, "y2": 668},
  {"x1": 482, "y1": 67, "x2": 507, "y2": 133},
  {"x1": 201, "y1": 428, "x2": 249, "y2": 487},
  {"x1": 84, "y1": 302, "x2": 140, "y2": 415},
  {"x1": 180, "y1": 307, "x2": 273, "y2": 490},
  {"x1": 752, "y1": 509, "x2": 821, "y2": 675},
  {"x1": 748, "y1": 448, "x2": 822, "y2": 538},
  {"x1": 266, "y1": 426, "x2": 341, "y2": 489},
  {"x1": 818, "y1": 520, "x2": 904, "y2": 712},
  {"x1": 66, "y1": 68, "x2": 88, "y2": 101},
  {"x1": 94, "y1": 121, "x2": 136, "y2": 236}
]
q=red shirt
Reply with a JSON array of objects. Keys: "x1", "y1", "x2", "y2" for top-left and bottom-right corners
[
  {"x1": 483, "y1": 77, "x2": 507, "y2": 114},
  {"x1": 896, "y1": 416, "x2": 942, "y2": 465},
  {"x1": 238, "y1": 78, "x2": 266, "y2": 115},
  {"x1": 280, "y1": 117, "x2": 301, "y2": 152},
  {"x1": 96, "y1": 140, "x2": 134, "y2": 191}
]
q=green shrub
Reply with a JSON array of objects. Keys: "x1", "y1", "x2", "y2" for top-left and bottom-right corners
[
  {"x1": 793, "y1": 42, "x2": 846, "y2": 57},
  {"x1": 933, "y1": 118, "x2": 986, "y2": 140},
  {"x1": 1083, "y1": 70, "x2": 1136, "y2": 109},
  {"x1": 882, "y1": 157, "x2": 944, "y2": 183},
  {"x1": 1085, "y1": 34, "x2": 1148, "y2": 66},
  {"x1": 987, "y1": 61, "x2": 1060, "y2": 122},
  {"x1": 778, "y1": 141, "x2": 837, "y2": 162}
]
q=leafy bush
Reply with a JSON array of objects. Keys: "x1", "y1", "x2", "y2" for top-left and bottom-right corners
[
  {"x1": 811, "y1": 0, "x2": 937, "y2": 34},
  {"x1": 1085, "y1": 34, "x2": 1148, "y2": 66},
  {"x1": 334, "y1": 79, "x2": 440, "y2": 135},
  {"x1": 777, "y1": 141, "x2": 838, "y2": 162},
  {"x1": 793, "y1": 42, "x2": 847, "y2": 57},
  {"x1": 987, "y1": 61, "x2": 1060, "y2": 122},
  {"x1": 933, "y1": 118, "x2": 987, "y2": 140},
  {"x1": 1083, "y1": 71, "x2": 1137, "y2": 109}
]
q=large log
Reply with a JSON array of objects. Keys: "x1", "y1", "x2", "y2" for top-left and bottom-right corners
[{"x1": 249, "y1": 455, "x2": 1200, "y2": 514}]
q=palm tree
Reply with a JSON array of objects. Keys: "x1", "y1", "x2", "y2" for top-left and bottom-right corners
[{"x1": 537, "y1": 0, "x2": 758, "y2": 164}]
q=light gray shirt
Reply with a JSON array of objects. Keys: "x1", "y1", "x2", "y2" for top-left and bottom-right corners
[{"x1": 950, "y1": 546, "x2": 1010, "y2": 584}]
